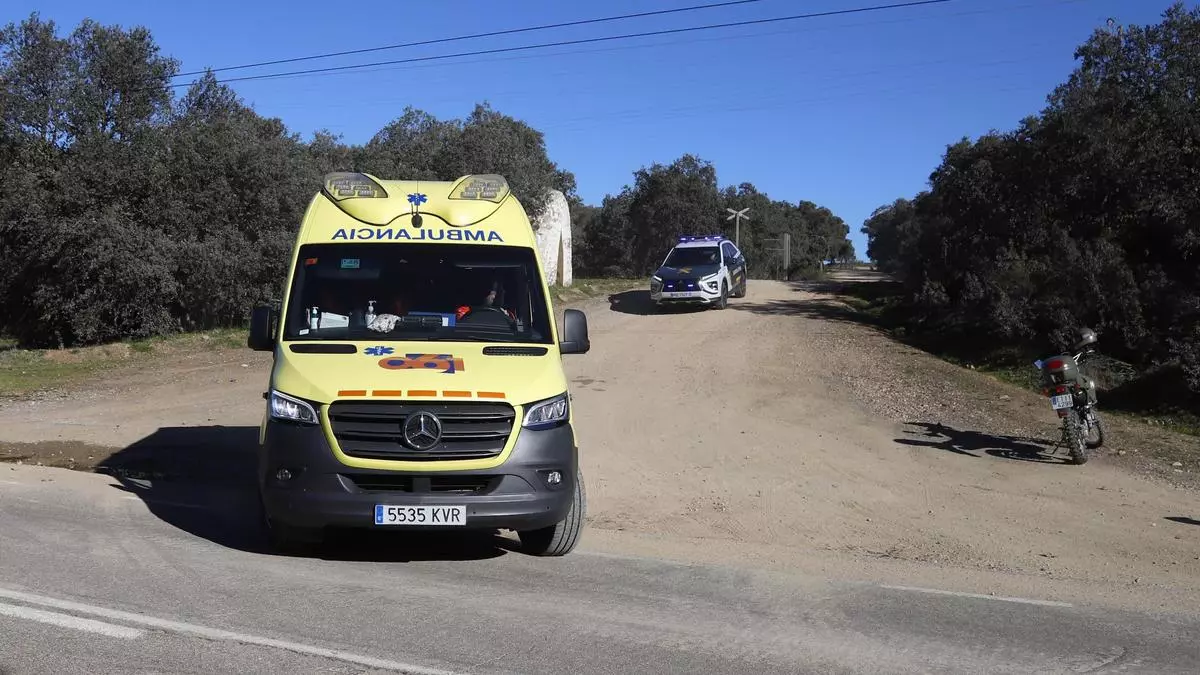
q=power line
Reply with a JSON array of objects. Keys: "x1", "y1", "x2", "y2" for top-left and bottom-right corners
[
  {"x1": 537, "y1": 58, "x2": 1054, "y2": 130},
  {"x1": 169, "y1": 0, "x2": 957, "y2": 90},
  {"x1": 542, "y1": 78, "x2": 1043, "y2": 134},
  {"x1": 172, "y1": 0, "x2": 770, "y2": 79},
  {"x1": 260, "y1": 46, "x2": 1057, "y2": 119},
  {"x1": 230, "y1": 0, "x2": 1069, "y2": 91}
]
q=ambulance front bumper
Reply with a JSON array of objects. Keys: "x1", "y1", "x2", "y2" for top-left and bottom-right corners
[{"x1": 258, "y1": 419, "x2": 577, "y2": 532}]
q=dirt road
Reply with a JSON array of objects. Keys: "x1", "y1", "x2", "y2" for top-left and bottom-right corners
[{"x1": 2, "y1": 275, "x2": 1199, "y2": 615}]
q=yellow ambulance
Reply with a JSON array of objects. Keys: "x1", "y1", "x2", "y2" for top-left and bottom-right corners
[{"x1": 247, "y1": 172, "x2": 591, "y2": 556}]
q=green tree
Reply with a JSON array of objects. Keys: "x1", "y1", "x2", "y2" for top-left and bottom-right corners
[
  {"x1": 625, "y1": 154, "x2": 721, "y2": 274},
  {"x1": 361, "y1": 103, "x2": 575, "y2": 222}
]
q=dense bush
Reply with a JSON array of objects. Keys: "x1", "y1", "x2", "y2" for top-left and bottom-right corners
[
  {"x1": 862, "y1": 3, "x2": 1200, "y2": 392},
  {"x1": 0, "y1": 14, "x2": 575, "y2": 347}
]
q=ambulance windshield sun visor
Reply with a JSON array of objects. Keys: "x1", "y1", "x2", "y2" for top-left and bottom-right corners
[{"x1": 284, "y1": 243, "x2": 553, "y2": 345}]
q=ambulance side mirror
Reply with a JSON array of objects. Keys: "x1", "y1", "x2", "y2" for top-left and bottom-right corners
[
  {"x1": 248, "y1": 304, "x2": 278, "y2": 352},
  {"x1": 559, "y1": 309, "x2": 590, "y2": 355}
]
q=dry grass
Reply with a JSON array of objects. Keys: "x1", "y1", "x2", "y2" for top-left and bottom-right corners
[
  {"x1": 0, "y1": 280, "x2": 632, "y2": 400},
  {"x1": 0, "y1": 329, "x2": 246, "y2": 400}
]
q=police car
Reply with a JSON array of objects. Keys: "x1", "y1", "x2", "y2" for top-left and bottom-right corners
[{"x1": 649, "y1": 235, "x2": 748, "y2": 310}]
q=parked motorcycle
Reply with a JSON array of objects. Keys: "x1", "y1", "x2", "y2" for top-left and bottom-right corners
[{"x1": 1034, "y1": 328, "x2": 1106, "y2": 464}]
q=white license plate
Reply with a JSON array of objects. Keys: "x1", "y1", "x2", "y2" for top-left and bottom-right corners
[
  {"x1": 664, "y1": 291, "x2": 700, "y2": 298},
  {"x1": 374, "y1": 505, "x2": 466, "y2": 526},
  {"x1": 1050, "y1": 394, "x2": 1074, "y2": 410}
]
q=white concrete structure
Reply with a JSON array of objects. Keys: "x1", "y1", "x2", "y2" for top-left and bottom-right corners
[{"x1": 533, "y1": 189, "x2": 572, "y2": 287}]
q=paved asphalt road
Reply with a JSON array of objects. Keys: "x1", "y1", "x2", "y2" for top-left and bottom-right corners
[{"x1": 1, "y1": 466, "x2": 1197, "y2": 674}]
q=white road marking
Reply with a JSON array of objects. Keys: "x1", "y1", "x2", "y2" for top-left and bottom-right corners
[
  {"x1": 0, "y1": 587, "x2": 464, "y2": 674},
  {"x1": 0, "y1": 601, "x2": 144, "y2": 639},
  {"x1": 880, "y1": 584, "x2": 1073, "y2": 608}
]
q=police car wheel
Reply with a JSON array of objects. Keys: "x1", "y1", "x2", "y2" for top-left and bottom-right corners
[{"x1": 714, "y1": 282, "x2": 728, "y2": 310}]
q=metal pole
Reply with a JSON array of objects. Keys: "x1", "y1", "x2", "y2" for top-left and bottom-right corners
[{"x1": 783, "y1": 232, "x2": 791, "y2": 273}]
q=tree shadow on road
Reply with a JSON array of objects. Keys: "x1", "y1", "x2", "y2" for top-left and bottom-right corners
[
  {"x1": 727, "y1": 281, "x2": 891, "y2": 328},
  {"x1": 97, "y1": 426, "x2": 509, "y2": 562},
  {"x1": 896, "y1": 422, "x2": 1070, "y2": 464},
  {"x1": 1165, "y1": 516, "x2": 1200, "y2": 528}
]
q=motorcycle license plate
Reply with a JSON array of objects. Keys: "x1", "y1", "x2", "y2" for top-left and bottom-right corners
[{"x1": 1050, "y1": 394, "x2": 1073, "y2": 410}]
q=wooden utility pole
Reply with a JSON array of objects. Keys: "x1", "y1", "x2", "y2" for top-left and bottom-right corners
[{"x1": 725, "y1": 207, "x2": 750, "y2": 248}]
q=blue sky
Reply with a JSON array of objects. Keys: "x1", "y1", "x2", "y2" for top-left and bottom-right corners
[{"x1": 5, "y1": 0, "x2": 1185, "y2": 258}]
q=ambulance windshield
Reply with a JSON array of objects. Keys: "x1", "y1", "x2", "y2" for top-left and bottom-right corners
[{"x1": 283, "y1": 243, "x2": 553, "y2": 344}]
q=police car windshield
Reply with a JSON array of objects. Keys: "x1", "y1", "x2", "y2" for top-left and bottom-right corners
[
  {"x1": 283, "y1": 243, "x2": 553, "y2": 344},
  {"x1": 664, "y1": 246, "x2": 720, "y2": 268}
]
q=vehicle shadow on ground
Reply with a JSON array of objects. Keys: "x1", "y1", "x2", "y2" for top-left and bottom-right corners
[
  {"x1": 896, "y1": 422, "x2": 1069, "y2": 463},
  {"x1": 96, "y1": 426, "x2": 510, "y2": 562},
  {"x1": 608, "y1": 289, "x2": 705, "y2": 316}
]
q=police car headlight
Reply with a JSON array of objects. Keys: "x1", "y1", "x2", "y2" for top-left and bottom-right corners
[
  {"x1": 701, "y1": 274, "x2": 720, "y2": 291},
  {"x1": 523, "y1": 393, "x2": 569, "y2": 430},
  {"x1": 268, "y1": 390, "x2": 319, "y2": 425}
]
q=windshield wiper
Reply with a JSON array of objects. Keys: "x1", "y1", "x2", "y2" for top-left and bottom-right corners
[{"x1": 424, "y1": 332, "x2": 524, "y2": 343}]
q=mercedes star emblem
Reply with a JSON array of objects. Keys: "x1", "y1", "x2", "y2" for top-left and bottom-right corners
[{"x1": 402, "y1": 411, "x2": 443, "y2": 451}]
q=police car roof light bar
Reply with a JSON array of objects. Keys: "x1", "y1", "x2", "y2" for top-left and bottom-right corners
[{"x1": 678, "y1": 235, "x2": 724, "y2": 243}]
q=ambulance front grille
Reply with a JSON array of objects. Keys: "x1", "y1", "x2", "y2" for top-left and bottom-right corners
[{"x1": 328, "y1": 401, "x2": 515, "y2": 461}]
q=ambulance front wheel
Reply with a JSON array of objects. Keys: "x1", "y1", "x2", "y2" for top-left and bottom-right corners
[
  {"x1": 518, "y1": 470, "x2": 586, "y2": 557},
  {"x1": 259, "y1": 487, "x2": 323, "y2": 555}
]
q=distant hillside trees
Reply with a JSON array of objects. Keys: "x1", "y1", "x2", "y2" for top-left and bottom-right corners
[{"x1": 571, "y1": 154, "x2": 854, "y2": 280}]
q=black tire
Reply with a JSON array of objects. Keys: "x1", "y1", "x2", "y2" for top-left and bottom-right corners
[
  {"x1": 732, "y1": 275, "x2": 747, "y2": 298},
  {"x1": 1065, "y1": 412, "x2": 1089, "y2": 465},
  {"x1": 259, "y1": 487, "x2": 323, "y2": 555},
  {"x1": 518, "y1": 471, "x2": 586, "y2": 557},
  {"x1": 266, "y1": 520, "x2": 324, "y2": 555},
  {"x1": 1084, "y1": 411, "x2": 1106, "y2": 449},
  {"x1": 714, "y1": 282, "x2": 728, "y2": 310}
]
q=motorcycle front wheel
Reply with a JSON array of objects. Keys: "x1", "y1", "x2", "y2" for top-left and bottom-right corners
[{"x1": 1084, "y1": 410, "x2": 1106, "y2": 449}]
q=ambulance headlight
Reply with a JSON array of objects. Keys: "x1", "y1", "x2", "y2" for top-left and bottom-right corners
[
  {"x1": 269, "y1": 390, "x2": 319, "y2": 425},
  {"x1": 523, "y1": 393, "x2": 569, "y2": 430}
]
